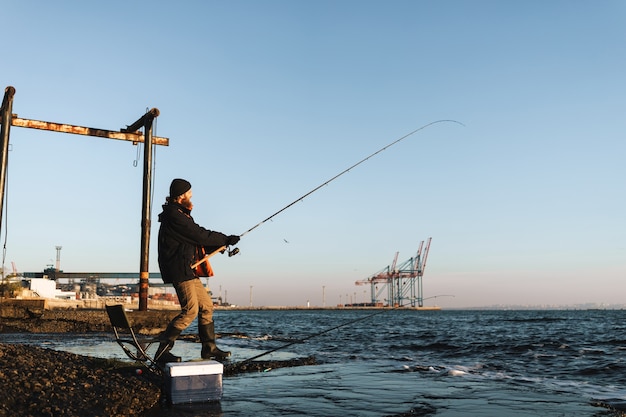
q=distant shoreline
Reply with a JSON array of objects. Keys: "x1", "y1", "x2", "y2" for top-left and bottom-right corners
[
  {"x1": 0, "y1": 297, "x2": 442, "y2": 313},
  {"x1": 4, "y1": 297, "x2": 623, "y2": 313},
  {"x1": 215, "y1": 305, "x2": 443, "y2": 311}
]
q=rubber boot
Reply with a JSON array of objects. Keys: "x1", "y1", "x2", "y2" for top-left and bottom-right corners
[
  {"x1": 199, "y1": 322, "x2": 231, "y2": 360},
  {"x1": 155, "y1": 327, "x2": 182, "y2": 365}
]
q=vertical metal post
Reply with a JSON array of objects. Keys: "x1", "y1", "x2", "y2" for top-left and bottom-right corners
[
  {"x1": 123, "y1": 108, "x2": 159, "y2": 311},
  {"x1": 410, "y1": 260, "x2": 417, "y2": 307},
  {"x1": 0, "y1": 86, "x2": 16, "y2": 240},
  {"x1": 418, "y1": 273, "x2": 423, "y2": 308},
  {"x1": 139, "y1": 109, "x2": 159, "y2": 311}
]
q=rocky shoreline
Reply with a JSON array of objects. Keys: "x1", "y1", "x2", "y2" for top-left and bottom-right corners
[
  {"x1": 0, "y1": 343, "x2": 161, "y2": 416},
  {"x1": 0, "y1": 307, "x2": 317, "y2": 416},
  {"x1": 0, "y1": 308, "x2": 177, "y2": 334},
  {"x1": 0, "y1": 309, "x2": 170, "y2": 416}
]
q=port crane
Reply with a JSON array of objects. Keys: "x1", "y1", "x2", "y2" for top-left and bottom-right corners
[{"x1": 355, "y1": 237, "x2": 431, "y2": 307}]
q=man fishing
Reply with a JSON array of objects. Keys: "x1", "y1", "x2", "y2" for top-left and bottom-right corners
[
  {"x1": 156, "y1": 178, "x2": 240, "y2": 364},
  {"x1": 152, "y1": 121, "x2": 460, "y2": 366}
]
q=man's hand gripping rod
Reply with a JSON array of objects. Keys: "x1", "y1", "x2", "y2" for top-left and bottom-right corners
[{"x1": 192, "y1": 245, "x2": 240, "y2": 274}]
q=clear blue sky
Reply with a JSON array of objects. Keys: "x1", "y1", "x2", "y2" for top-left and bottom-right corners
[{"x1": 2, "y1": 1, "x2": 624, "y2": 308}]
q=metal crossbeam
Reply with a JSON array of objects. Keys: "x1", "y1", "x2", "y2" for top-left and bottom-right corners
[{"x1": 0, "y1": 115, "x2": 169, "y2": 146}]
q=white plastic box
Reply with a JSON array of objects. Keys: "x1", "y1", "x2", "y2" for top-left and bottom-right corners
[{"x1": 164, "y1": 360, "x2": 224, "y2": 404}]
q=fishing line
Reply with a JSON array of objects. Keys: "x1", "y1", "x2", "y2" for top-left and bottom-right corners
[
  {"x1": 231, "y1": 304, "x2": 407, "y2": 366},
  {"x1": 227, "y1": 294, "x2": 456, "y2": 368},
  {"x1": 239, "y1": 119, "x2": 464, "y2": 237}
]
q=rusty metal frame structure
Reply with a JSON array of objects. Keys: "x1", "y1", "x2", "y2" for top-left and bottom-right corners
[{"x1": 0, "y1": 86, "x2": 169, "y2": 311}]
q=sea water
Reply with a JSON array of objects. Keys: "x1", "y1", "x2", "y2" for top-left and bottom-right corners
[{"x1": 3, "y1": 309, "x2": 626, "y2": 416}]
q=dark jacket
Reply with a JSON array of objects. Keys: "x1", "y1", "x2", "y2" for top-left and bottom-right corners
[{"x1": 157, "y1": 202, "x2": 229, "y2": 284}]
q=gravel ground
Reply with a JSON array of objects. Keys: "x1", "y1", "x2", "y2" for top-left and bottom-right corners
[
  {"x1": 0, "y1": 343, "x2": 161, "y2": 417},
  {"x1": 0, "y1": 308, "x2": 178, "y2": 416},
  {"x1": 0, "y1": 308, "x2": 317, "y2": 416}
]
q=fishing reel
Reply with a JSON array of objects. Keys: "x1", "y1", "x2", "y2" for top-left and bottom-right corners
[{"x1": 220, "y1": 247, "x2": 240, "y2": 257}]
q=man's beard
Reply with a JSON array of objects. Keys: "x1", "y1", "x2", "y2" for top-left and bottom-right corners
[{"x1": 180, "y1": 196, "x2": 193, "y2": 211}]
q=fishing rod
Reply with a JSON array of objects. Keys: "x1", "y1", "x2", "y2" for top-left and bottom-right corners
[
  {"x1": 238, "y1": 119, "x2": 464, "y2": 238},
  {"x1": 220, "y1": 120, "x2": 463, "y2": 364}
]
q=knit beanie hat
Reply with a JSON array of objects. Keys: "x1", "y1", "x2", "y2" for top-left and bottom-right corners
[{"x1": 169, "y1": 178, "x2": 191, "y2": 198}]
